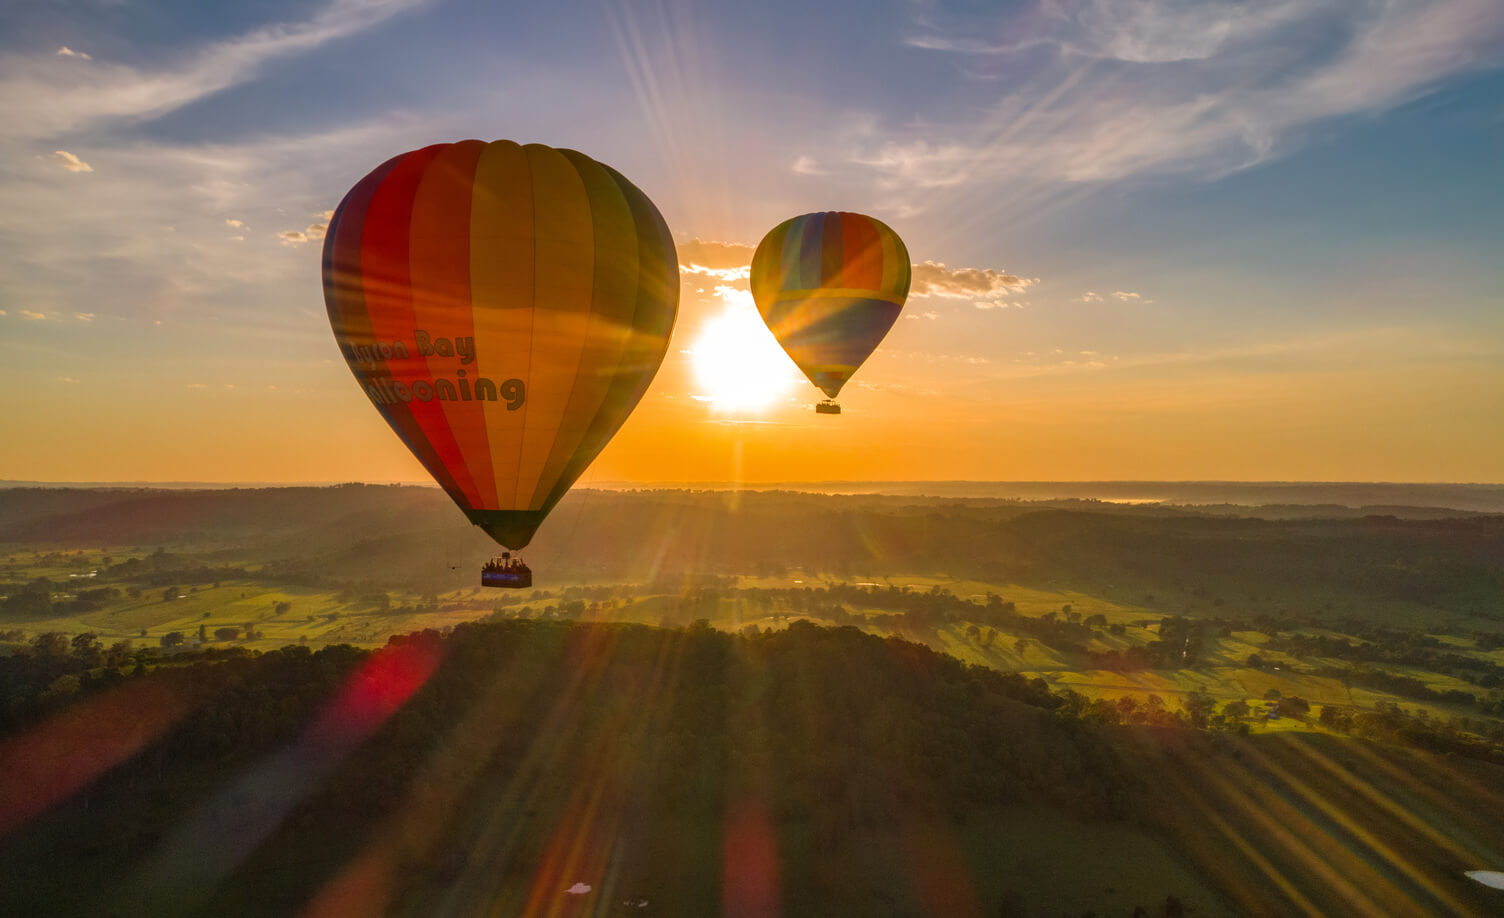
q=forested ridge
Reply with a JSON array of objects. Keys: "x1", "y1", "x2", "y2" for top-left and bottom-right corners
[{"x1": 2, "y1": 619, "x2": 1503, "y2": 917}]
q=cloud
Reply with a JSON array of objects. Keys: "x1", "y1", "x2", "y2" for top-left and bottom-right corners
[
  {"x1": 74, "y1": 312, "x2": 94, "y2": 322},
  {"x1": 19, "y1": 310, "x2": 46, "y2": 320},
  {"x1": 677, "y1": 238, "x2": 754, "y2": 284},
  {"x1": 677, "y1": 238, "x2": 753, "y2": 271},
  {"x1": 676, "y1": 246, "x2": 1040, "y2": 311},
  {"x1": 279, "y1": 218, "x2": 330, "y2": 245},
  {"x1": 225, "y1": 219, "x2": 244, "y2": 228},
  {"x1": 1114, "y1": 290, "x2": 1153, "y2": 302},
  {"x1": 904, "y1": 311, "x2": 941, "y2": 320},
  {"x1": 55, "y1": 47, "x2": 92, "y2": 61},
  {"x1": 867, "y1": 0, "x2": 1504, "y2": 188},
  {"x1": 910, "y1": 260, "x2": 1037, "y2": 309},
  {"x1": 565, "y1": 883, "x2": 591, "y2": 895},
  {"x1": 853, "y1": 141, "x2": 973, "y2": 189},
  {"x1": 910, "y1": 0, "x2": 1311, "y2": 64},
  {"x1": 319, "y1": 210, "x2": 334, "y2": 220},
  {"x1": 792, "y1": 155, "x2": 827, "y2": 176},
  {"x1": 1076, "y1": 291, "x2": 1103, "y2": 303},
  {"x1": 187, "y1": 383, "x2": 207, "y2": 388},
  {"x1": 2, "y1": 0, "x2": 428, "y2": 146},
  {"x1": 56, "y1": 376, "x2": 78, "y2": 383},
  {"x1": 51, "y1": 150, "x2": 92, "y2": 173}
]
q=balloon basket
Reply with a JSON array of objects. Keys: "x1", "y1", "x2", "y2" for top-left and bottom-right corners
[
  {"x1": 481, "y1": 553, "x2": 532, "y2": 589},
  {"x1": 815, "y1": 400, "x2": 841, "y2": 415}
]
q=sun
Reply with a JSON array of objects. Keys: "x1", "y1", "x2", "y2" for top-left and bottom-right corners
[{"x1": 688, "y1": 292, "x2": 798, "y2": 414}]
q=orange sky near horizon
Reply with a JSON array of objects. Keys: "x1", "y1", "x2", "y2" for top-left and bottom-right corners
[{"x1": 6, "y1": 244, "x2": 1502, "y2": 486}]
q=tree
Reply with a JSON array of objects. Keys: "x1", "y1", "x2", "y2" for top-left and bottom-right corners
[
  {"x1": 215, "y1": 627, "x2": 240, "y2": 642},
  {"x1": 162, "y1": 585, "x2": 181, "y2": 602},
  {"x1": 275, "y1": 601, "x2": 292, "y2": 615},
  {"x1": 1222, "y1": 700, "x2": 1251, "y2": 720},
  {"x1": 106, "y1": 640, "x2": 134, "y2": 668},
  {"x1": 1183, "y1": 691, "x2": 1216, "y2": 728},
  {"x1": 160, "y1": 631, "x2": 185, "y2": 649},
  {"x1": 1263, "y1": 688, "x2": 1282, "y2": 701},
  {"x1": 32, "y1": 632, "x2": 71, "y2": 658}
]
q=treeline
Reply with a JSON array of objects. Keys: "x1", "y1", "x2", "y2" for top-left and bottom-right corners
[
  {"x1": 1317, "y1": 700, "x2": 1504, "y2": 763},
  {"x1": 1267, "y1": 630, "x2": 1504, "y2": 688},
  {"x1": 1311, "y1": 665, "x2": 1497, "y2": 713}
]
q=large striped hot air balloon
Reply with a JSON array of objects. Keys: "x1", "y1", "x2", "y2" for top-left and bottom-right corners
[
  {"x1": 749, "y1": 211, "x2": 910, "y2": 414},
  {"x1": 323, "y1": 140, "x2": 678, "y2": 583}
]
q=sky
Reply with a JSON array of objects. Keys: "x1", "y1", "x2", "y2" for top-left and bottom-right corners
[{"x1": 1, "y1": 0, "x2": 1502, "y2": 485}]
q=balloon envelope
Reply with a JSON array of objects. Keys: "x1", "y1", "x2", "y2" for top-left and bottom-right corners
[
  {"x1": 323, "y1": 140, "x2": 678, "y2": 549},
  {"x1": 749, "y1": 212, "x2": 909, "y2": 400}
]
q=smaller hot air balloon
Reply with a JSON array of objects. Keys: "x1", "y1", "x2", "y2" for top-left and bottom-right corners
[{"x1": 750, "y1": 212, "x2": 910, "y2": 414}]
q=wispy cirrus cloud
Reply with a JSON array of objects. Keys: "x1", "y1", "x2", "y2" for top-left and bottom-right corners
[
  {"x1": 1, "y1": 0, "x2": 429, "y2": 143},
  {"x1": 865, "y1": 0, "x2": 1504, "y2": 192},
  {"x1": 55, "y1": 47, "x2": 91, "y2": 61}
]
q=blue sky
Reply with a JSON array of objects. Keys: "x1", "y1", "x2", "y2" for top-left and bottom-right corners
[{"x1": 1, "y1": 0, "x2": 1501, "y2": 482}]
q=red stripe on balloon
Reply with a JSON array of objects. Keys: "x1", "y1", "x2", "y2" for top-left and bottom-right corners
[
  {"x1": 840, "y1": 213, "x2": 883, "y2": 290},
  {"x1": 820, "y1": 209, "x2": 844, "y2": 286},
  {"x1": 326, "y1": 156, "x2": 470, "y2": 504},
  {"x1": 408, "y1": 140, "x2": 497, "y2": 508},
  {"x1": 361, "y1": 146, "x2": 484, "y2": 509}
]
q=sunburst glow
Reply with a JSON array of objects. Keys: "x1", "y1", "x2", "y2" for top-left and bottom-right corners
[{"x1": 688, "y1": 289, "x2": 797, "y2": 413}]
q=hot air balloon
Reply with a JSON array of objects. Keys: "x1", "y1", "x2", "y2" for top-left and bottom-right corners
[
  {"x1": 749, "y1": 212, "x2": 910, "y2": 414},
  {"x1": 323, "y1": 140, "x2": 678, "y2": 586}
]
